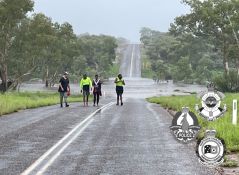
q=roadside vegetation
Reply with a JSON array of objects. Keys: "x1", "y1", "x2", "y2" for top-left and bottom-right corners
[
  {"x1": 141, "y1": 47, "x2": 155, "y2": 79},
  {"x1": 147, "y1": 94, "x2": 239, "y2": 152},
  {"x1": 140, "y1": 0, "x2": 239, "y2": 92},
  {"x1": 0, "y1": 0, "x2": 119, "y2": 92},
  {"x1": 0, "y1": 92, "x2": 83, "y2": 116},
  {"x1": 143, "y1": 0, "x2": 239, "y2": 167}
]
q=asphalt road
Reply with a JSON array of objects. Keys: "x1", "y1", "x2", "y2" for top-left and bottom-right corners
[
  {"x1": 0, "y1": 44, "x2": 216, "y2": 175},
  {"x1": 120, "y1": 44, "x2": 141, "y2": 78}
]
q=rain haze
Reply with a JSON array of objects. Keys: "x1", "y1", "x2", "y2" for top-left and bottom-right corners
[
  {"x1": 1, "y1": 0, "x2": 236, "y2": 174},
  {"x1": 33, "y1": 0, "x2": 189, "y2": 42}
]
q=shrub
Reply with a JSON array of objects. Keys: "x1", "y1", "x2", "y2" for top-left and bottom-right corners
[{"x1": 214, "y1": 70, "x2": 239, "y2": 92}]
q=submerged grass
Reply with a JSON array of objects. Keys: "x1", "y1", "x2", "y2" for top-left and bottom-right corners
[
  {"x1": 147, "y1": 93, "x2": 239, "y2": 152},
  {"x1": 0, "y1": 92, "x2": 83, "y2": 116}
]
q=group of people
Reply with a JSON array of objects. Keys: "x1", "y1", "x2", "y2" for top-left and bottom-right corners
[{"x1": 58, "y1": 72, "x2": 125, "y2": 107}]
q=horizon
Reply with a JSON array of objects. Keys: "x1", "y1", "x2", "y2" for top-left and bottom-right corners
[{"x1": 33, "y1": 0, "x2": 190, "y2": 42}]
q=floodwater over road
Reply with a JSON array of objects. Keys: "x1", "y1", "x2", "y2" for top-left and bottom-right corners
[
  {"x1": 21, "y1": 78, "x2": 206, "y2": 99},
  {"x1": 20, "y1": 44, "x2": 206, "y2": 98},
  {"x1": 21, "y1": 43, "x2": 206, "y2": 98},
  {"x1": 0, "y1": 44, "x2": 216, "y2": 175}
]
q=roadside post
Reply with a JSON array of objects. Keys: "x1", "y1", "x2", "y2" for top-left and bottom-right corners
[{"x1": 232, "y1": 99, "x2": 237, "y2": 125}]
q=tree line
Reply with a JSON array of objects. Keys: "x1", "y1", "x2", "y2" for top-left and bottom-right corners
[
  {"x1": 141, "y1": 0, "x2": 239, "y2": 92},
  {"x1": 0, "y1": 0, "x2": 118, "y2": 92}
]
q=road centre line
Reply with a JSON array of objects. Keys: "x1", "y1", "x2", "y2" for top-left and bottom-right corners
[
  {"x1": 129, "y1": 45, "x2": 135, "y2": 77},
  {"x1": 36, "y1": 118, "x2": 94, "y2": 175},
  {"x1": 21, "y1": 102, "x2": 115, "y2": 175}
]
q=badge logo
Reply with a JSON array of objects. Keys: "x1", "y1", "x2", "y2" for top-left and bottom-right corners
[
  {"x1": 195, "y1": 83, "x2": 226, "y2": 121},
  {"x1": 196, "y1": 130, "x2": 225, "y2": 167},
  {"x1": 170, "y1": 107, "x2": 201, "y2": 143}
]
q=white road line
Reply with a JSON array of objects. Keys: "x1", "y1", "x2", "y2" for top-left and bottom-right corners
[
  {"x1": 146, "y1": 103, "x2": 161, "y2": 123},
  {"x1": 129, "y1": 45, "x2": 135, "y2": 77},
  {"x1": 138, "y1": 50, "x2": 142, "y2": 77},
  {"x1": 36, "y1": 118, "x2": 94, "y2": 175},
  {"x1": 21, "y1": 102, "x2": 115, "y2": 175},
  {"x1": 147, "y1": 103, "x2": 173, "y2": 125}
]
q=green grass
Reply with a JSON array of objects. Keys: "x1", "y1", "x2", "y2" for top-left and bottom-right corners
[
  {"x1": 147, "y1": 93, "x2": 239, "y2": 152},
  {"x1": 0, "y1": 92, "x2": 83, "y2": 116}
]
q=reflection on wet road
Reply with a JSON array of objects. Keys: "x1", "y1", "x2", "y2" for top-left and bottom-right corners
[{"x1": 35, "y1": 100, "x2": 214, "y2": 175}]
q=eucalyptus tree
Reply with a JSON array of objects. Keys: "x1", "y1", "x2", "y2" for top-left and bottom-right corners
[
  {"x1": 77, "y1": 34, "x2": 117, "y2": 78},
  {"x1": 0, "y1": 0, "x2": 34, "y2": 91},
  {"x1": 170, "y1": 0, "x2": 239, "y2": 75}
]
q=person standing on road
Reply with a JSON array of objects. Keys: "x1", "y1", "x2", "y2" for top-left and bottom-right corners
[
  {"x1": 58, "y1": 72, "x2": 70, "y2": 108},
  {"x1": 114, "y1": 74, "x2": 125, "y2": 106},
  {"x1": 92, "y1": 74, "x2": 102, "y2": 106},
  {"x1": 80, "y1": 74, "x2": 92, "y2": 107}
]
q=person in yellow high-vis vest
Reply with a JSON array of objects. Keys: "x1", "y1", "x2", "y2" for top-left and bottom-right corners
[
  {"x1": 114, "y1": 74, "x2": 125, "y2": 106},
  {"x1": 80, "y1": 74, "x2": 92, "y2": 107}
]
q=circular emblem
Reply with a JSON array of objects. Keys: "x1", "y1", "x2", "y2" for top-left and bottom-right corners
[
  {"x1": 202, "y1": 92, "x2": 221, "y2": 112},
  {"x1": 205, "y1": 96, "x2": 218, "y2": 108},
  {"x1": 196, "y1": 130, "x2": 225, "y2": 167},
  {"x1": 195, "y1": 84, "x2": 226, "y2": 121},
  {"x1": 170, "y1": 107, "x2": 201, "y2": 143}
]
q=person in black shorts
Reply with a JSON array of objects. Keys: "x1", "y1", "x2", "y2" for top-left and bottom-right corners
[
  {"x1": 58, "y1": 72, "x2": 70, "y2": 108},
  {"x1": 114, "y1": 74, "x2": 125, "y2": 106},
  {"x1": 80, "y1": 74, "x2": 92, "y2": 107},
  {"x1": 93, "y1": 74, "x2": 102, "y2": 106}
]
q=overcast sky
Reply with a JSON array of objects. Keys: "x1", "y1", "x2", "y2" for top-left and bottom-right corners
[{"x1": 33, "y1": 0, "x2": 189, "y2": 42}]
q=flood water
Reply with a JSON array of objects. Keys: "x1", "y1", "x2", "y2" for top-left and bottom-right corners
[
  {"x1": 20, "y1": 78, "x2": 206, "y2": 99},
  {"x1": 20, "y1": 44, "x2": 207, "y2": 98}
]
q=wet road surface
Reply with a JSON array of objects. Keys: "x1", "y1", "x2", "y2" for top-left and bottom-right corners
[
  {"x1": 0, "y1": 96, "x2": 215, "y2": 175},
  {"x1": 120, "y1": 44, "x2": 141, "y2": 78},
  {"x1": 35, "y1": 100, "x2": 215, "y2": 175},
  {"x1": 0, "y1": 44, "x2": 216, "y2": 175}
]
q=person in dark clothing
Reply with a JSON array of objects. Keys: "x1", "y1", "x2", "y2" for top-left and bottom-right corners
[
  {"x1": 58, "y1": 72, "x2": 70, "y2": 108},
  {"x1": 92, "y1": 74, "x2": 102, "y2": 106}
]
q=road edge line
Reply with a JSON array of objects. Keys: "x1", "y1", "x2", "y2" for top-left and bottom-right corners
[{"x1": 21, "y1": 101, "x2": 114, "y2": 175}]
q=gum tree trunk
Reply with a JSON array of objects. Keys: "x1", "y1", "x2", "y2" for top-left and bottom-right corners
[
  {"x1": 0, "y1": 62, "x2": 8, "y2": 92},
  {"x1": 222, "y1": 40, "x2": 229, "y2": 75}
]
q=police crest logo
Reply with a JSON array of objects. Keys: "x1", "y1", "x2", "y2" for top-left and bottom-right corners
[
  {"x1": 196, "y1": 130, "x2": 225, "y2": 167},
  {"x1": 195, "y1": 83, "x2": 226, "y2": 121},
  {"x1": 170, "y1": 107, "x2": 201, "y2": 143}
]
